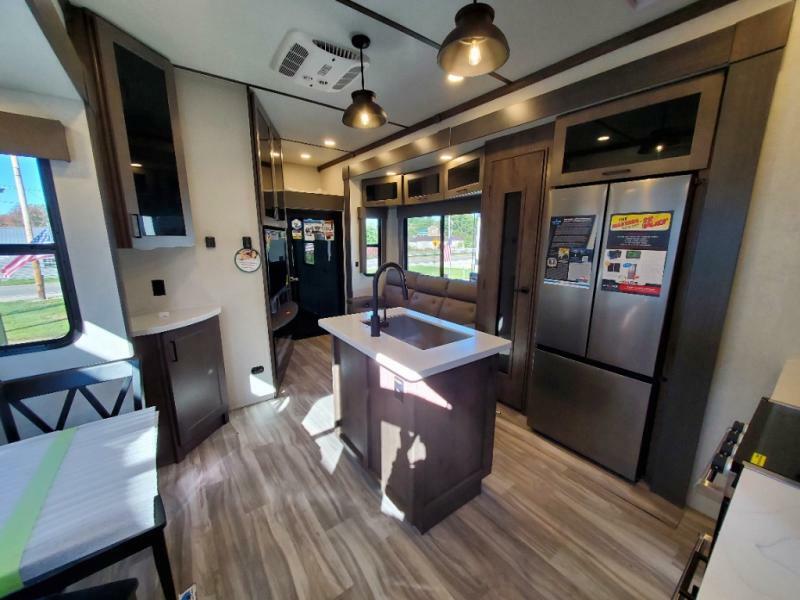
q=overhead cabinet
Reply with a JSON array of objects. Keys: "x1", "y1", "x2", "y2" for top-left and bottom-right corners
[
  {"x1": 551, "y1": 72, "x2": 724, "y2": 186},
  {"x1": 362, "y1": 174, "x2": 403, "y2": 207},
  {"x1": 404, "y1": 165, "x2": 443, "y2": 204},
  {"x1": 443, "y1": 151, "x2": 483, "y2": 198},
  {"x1": 90, "y1": 14, "x2": 194, "y2": 249}
]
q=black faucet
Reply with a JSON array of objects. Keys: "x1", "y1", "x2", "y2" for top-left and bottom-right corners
[{"x1": 371, "y1": 262, "x2": 408, "y2": 337}]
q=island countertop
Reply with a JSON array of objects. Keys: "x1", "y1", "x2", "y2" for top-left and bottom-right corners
[{"x1": 318, "y1": 307, "x2": 511, "y2": 381}]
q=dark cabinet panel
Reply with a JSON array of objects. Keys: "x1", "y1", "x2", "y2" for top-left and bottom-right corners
[
  {"x1": 552, "y1": 72, "x2": 723, "y2": 186},
  {"x1": 134, "y1": 316, "x2": 228, "y2": 465},
  {"x1": 93, "y1": 14, "x2": 194, "y2": 248},
  {"x1": 444, "y1": 151, "x2": 483, "y2": 198},
  {"x1": 362, "y1": 174, "x2": 402, "y2": 206},
  {"x1": 403, "y1": 166, "x2": 443, "y2": 205}
]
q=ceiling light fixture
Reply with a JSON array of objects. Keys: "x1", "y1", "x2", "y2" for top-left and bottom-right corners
[
  {"x1": 386, "y1": 171, "x2": 397, "y2": 176},
  {"x1": 130, "y1": 162, "x2": 142, "y2": 168},
  {"x1": 438, "y1": 1, "x2": 509, "y2": 77},
  {"x1": 597, "y1": 135, "x2": 611, "y2": 142},
  {"x1": 447, "y1": 73, "x2": 464, "y2": 83},
  {"x1": 323, "y1": 139, "x2": 336, "y2": 147},
  {"x1": 300, "y1": 152, "x2": 311, "y2": 160},
  {"x1": 440, "y1": 154, "x2": 453, "y2": 161},
  {"x1": 342, "y1": 34, "x2": 388, "y2": 129}
]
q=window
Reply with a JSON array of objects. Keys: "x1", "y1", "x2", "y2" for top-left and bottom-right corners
[
  {"x1": 0, "y1": 154, "x2": 78, "y2": 353},
  {"x1": 405, "y1": 212, "x2": 480, "y2": 281},
  {"x1": 364, "y1": 217, "x2": 381, "y2": 275}
]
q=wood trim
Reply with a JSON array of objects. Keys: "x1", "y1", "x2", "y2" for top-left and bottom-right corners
[
  {"x1": 319, "y1": 2, "x2": 794, "y2": 173},
  {"x1": 0, "y1": 111, "x2": 69, "y2": 161},
  {"x1": 25, "y1": 0, "x2": 89, "y2": 102},
  {"x1": 549, "y1": 71, "x2": 725, "y2": 186},
  {"x1": 343, "y1": 166, "x2": 353, "y2": 299},
  {"x1": 317, "y1": 0, "x2": 751, "y2": 171},
  {"x1": 283, "y1": 190, "x2": 345, "y2": 211},
  {"x1": 645, "y1": 49, "x2": 786, "y2": 505}
]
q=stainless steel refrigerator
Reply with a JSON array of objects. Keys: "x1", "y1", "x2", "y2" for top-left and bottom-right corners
[{"x1": 528, "y1": 175, "x2": 690, "y2": 480}]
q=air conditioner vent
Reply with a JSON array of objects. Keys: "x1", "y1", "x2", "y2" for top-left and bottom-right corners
[
  {"x1": 272, "y1": 31, "x2": 367, "y2": 93},
  {"x1": 313, "y1": 39, "x2": 358, "y2": 60},
  {"x1": 278, "y1": 43, "x2": 309, "y2": 77}
]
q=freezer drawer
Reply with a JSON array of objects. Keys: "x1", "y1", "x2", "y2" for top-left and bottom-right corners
[
  {"x1": 535, "y1": 184, "x2": 607, "y2": 356},
  {"x1": 527, "y1": 349, "x2": 652, "y2": 480},
  {"x1": 587, "y1": 175, "x2": 690, "y2": 376}
]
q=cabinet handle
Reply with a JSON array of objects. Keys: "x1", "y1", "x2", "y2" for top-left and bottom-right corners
[
  {"x1": 169, "y1": 340, "x2": 178, "y2": 362},
  {"x1": 130, "y1": 213, "x2": 142, "y2": 238}
]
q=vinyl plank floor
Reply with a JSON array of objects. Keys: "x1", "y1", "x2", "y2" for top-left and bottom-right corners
[{"x1": 71, "y1": 334, "x2": 713, "y2": 599}]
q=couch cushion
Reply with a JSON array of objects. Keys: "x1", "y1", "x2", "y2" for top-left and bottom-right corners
[
  {"x1": 439, "y1": 297, "x2": 476, "y2": 326},
  {"x1": 385, "y1": 269, "x2": 416, "y2": 289},
  {"x1": 384, "y1": 283, "x2": 409, "y2": 308},
  {"x1": 413, "y1": 273, "x2": 449, "y2": 296},
  {"x1": 408, "y1": 291, "x2": 444, "y2": 316},
  {"x1": 445, "y1": 279, "x2": 477, "y2": 303}
]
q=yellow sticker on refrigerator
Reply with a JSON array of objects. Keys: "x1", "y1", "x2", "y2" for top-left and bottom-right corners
[{"x1": 750, "y1": 452, "x2": 767, "y2": 467}]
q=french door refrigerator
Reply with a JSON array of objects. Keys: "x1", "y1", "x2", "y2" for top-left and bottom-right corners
[{"x1": 528, "y1": 174, "x2": 690, "y2": 480}]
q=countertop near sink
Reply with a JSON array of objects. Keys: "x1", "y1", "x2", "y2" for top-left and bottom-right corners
[
  {"x1": 318, "y1": 307, "x2": 510, "y2": 381},
  {"x1": 129, "y1": 306, "x2": 221, "y2": 337}
]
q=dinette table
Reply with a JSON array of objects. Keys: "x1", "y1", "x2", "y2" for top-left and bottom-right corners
[{"x1": 0, "y1": 407, "x2": 176, "y2": 599}]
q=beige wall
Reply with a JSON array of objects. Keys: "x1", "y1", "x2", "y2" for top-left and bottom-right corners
[
  {"x1": 688, "y1": 4, "x2": 800, "y2": 514},
  {"x1": 117, "y1": 70, "x2": 275, "y2": 409},
  {"x1": 283, "y1": 162, "x2": 324, "y2": 193}
]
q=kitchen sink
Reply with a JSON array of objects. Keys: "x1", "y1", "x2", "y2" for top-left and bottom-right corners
[{"x1": 362, "y1": 314, "x2": 470, "y2": 350}]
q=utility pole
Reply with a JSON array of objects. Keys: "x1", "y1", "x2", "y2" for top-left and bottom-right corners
[{"x1": 10, "y1": 155, "x2": 46, "y2": 300}]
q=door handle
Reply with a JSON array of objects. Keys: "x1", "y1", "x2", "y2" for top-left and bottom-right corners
[
  {"x1": 514, "y1": 287, "x2": 530, "y2": 294},
  {"x1": 289, "y1": 276, "x2": 300, "y2": 282},
  {"x1": 169, "y1": 340, "x2": 178, "y2": 362}
]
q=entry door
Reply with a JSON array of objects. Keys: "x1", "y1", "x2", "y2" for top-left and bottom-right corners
[
  {"x1": 287, "y1": 209, "x2": 345, "y2": 332},
  {"x1": 479, "y1": 150, "x2": 546, "y2": 410}
]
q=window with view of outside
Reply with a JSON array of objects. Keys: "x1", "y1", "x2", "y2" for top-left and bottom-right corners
[
  {"x1": 364, "y1": 217, "x2": 381, "y2": 275},
  {"x1": 406, "y1": 212, "x2": 480, "y2": 281},
  {"x1": 0, "y1": 154, "x2": 74, "y2": 349}
]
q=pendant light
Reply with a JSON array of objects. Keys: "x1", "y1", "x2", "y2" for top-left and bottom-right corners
[
  {"x1": 342, "y1": 34, "x2": 388, "y2": 129},
  {"x1": 438, "y1": 1, "x2": 509, "y2": 77}
]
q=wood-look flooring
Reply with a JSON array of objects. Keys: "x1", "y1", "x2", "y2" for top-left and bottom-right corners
[{"x1": 74, "y1": 334, "x2": 713, "y2": 599}]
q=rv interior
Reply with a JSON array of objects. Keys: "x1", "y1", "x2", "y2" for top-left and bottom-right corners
[{"x1": 2, "y1": 0, "x2": 800, "y2": 598}]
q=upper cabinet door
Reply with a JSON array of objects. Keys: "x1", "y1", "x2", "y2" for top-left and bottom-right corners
[
  {"x1": 444, "y1": 151, "x2": 483, "y2": 199},
  {"x1": 94, "y1": 16, "x2": 194, "y2": 249},
  {"x1": 362, "y1": 174, "x2": 403, "y2": 207},
  {"x1": 551, "y1": 73, "x2": 723, "y2": 186},
  {"x1": 403, "y1": 166, "x2": 443, "y2": 205}
]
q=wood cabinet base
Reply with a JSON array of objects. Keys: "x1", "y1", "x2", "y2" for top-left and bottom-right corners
[{"x1": 332, "y1": 338, "x2": 496, "y2": 533}]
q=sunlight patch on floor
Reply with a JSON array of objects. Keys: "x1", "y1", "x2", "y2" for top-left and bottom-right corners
[{"x1": 301, "y1": 393, "x2": 336, "y2": 437}]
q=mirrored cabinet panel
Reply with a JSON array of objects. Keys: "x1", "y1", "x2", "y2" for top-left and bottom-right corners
[{"x1": 93, "y1": 15, "x2": 194, "y2": 249}]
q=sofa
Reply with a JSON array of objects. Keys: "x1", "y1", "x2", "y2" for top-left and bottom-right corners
[{"x1": 349, "y1": 270, "x2": 477, "y2": 327}]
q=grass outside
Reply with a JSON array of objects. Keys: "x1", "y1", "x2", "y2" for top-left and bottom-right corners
[
  {"x1": 0, "y1": 297, "x2": 69, "y2": 344},
  {"x1": 408, "y1": 264, "x2": 474, "y2": 281},
  {"x1": 0, "y1": 276, "x2": 59, "y2": 287}
]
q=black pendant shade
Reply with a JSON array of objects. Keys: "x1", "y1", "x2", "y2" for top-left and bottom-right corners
[
  {"x1": 343, "y1": 34, "x2": 388, "y2": 129},
  {"x1": 438, "y1": 2, "x2": 509, "y2": 77}
]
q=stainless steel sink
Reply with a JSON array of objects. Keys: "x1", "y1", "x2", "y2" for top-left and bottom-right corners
[{"x1": 362, "y1": 314, "x2": 470, "y2": 350}]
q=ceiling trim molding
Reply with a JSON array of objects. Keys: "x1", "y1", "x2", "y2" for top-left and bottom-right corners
[
  {"x1": 173, "y1": 63, "x2": 410, "y2": 129},
  {"x1": 318, "y1": 0, "x2": 742, "y2": 171},
  {"x1": 334, "y1": 0, "x2": 513, "y2": 84}
]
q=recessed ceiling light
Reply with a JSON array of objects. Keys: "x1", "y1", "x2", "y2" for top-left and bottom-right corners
[
  {"x1": 130, "y1": 162, "x2": 142, "y2": 168},
  {"x1": 655, "y1": 144, "x2": 665, "y2": 153},
  {"x1": 440, "y1": 154, "x2": 453, "y2": 161},
  {"x1": 323, "y1": 139, "x2": 336, "y2": 147},
  {"x1": 597, "y1": 135, "x2": 611, "y2": 142},
  {"x1": 447, "y1": 73, "x2": 464, "y2": 83},
  {"x1": 386, "y1": 171, "x2": 397, "y2": 176},
  {"x1": 300, "y1": 152, "x2": 311, "y2": 160}
]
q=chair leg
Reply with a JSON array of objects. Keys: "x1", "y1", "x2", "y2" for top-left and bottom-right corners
[{"x1": 152, "y1": 529, "x2": 177, "y2": 600}]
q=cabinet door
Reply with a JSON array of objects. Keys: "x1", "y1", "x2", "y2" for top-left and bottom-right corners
[
  {"x1": 162, "y1": 317, "x2": 227, "y2": 455},
  {"x1": 444, "y1": 151, "x2": 483, "y2": 199},
  {"x1": 362, "y1": 175, "x2": 402, "y2": 207},
  {"x1": 94, "y1": 15, "x2": 194, "y2": 249},
  {"x1": 404, "y1": 166, "x2": 443, "y2": 204}
]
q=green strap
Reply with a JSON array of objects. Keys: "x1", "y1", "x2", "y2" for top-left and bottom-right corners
[{"x1": 0, "y1": 429, "x2": 76, "y2": 597}]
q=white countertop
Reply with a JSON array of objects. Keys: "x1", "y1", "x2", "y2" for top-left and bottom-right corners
[
  {"x1": 128, "y1": 306, "x2": 221, "y2": 337},
  {"x1": 699, "y1": 466, "x2": 800, "y2": 599},
  {"x1": 318, "y1": 307, "x2": 511, "y2": 381}
]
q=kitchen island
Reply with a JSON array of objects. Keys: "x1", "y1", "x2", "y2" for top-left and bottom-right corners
[{"x1": 319, "y1": 307, "x2": 510, "y2": 532}]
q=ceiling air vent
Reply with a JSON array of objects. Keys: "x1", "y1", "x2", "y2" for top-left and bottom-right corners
[{"x1": 272, "y1": 31, "x2": 368, "y2": 93}]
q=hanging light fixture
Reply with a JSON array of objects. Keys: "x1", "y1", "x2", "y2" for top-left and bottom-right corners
[
  {"x1": 438, "y1": 1, "x2": 509, "y2": 77},
  {"x1": 342, "y1": 34, "x2": 388, "y2": 129}
]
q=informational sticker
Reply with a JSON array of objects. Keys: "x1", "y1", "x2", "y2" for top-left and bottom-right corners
[
  {"x1": 304, "y1": 219, "x2": 327, "y2": 241},
  {"x1": 323, "y1": 219, "x2": 335, "y2": 241},
  {"x1": 291, "y1": 218, "x2": 303, "y2": 240},
  {"x1": 600, "y1": 211, "x2": 673, "y2": 297},
  {"x1": 234, "y1": 247, "x2": 261, "y2": 273},
  {"x1": 543, "y1": 215, "x2": 596, "y2": 288},
  {"x1": 750, "y1": 452, "x2": 767, "y2": 467},
  {"x1": 304, "y1": 242, "x2": 315, "y2": 265}
]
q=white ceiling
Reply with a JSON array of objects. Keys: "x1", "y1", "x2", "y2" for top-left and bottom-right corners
[
  {"x1": 0, "y1": 3, "x2": 79, "y2": 101},
  {"x1": 72, "y1": 0, "x2": 698, "y2": 163}
]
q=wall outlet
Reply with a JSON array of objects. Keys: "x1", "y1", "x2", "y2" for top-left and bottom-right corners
[
  {"x1": 205, "y1": 236, "x2": 216, "y2": 248},
  {"x1": 151, "y1": 279, "x2": 166, "y2": 296}
]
